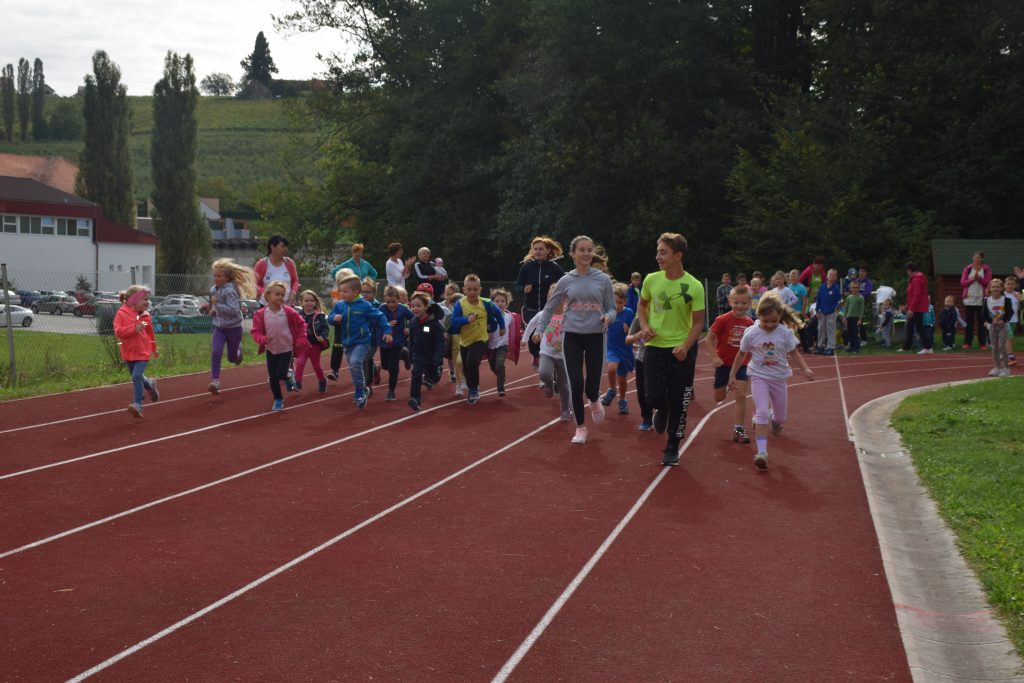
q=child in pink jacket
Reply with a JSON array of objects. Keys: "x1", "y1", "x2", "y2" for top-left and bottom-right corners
[
  {"x1": 113, "y1": 285, "x2": 160, "y2": 417},
  {"x1": 251, "y1": 281, "x2": 310, "y2": 411}
]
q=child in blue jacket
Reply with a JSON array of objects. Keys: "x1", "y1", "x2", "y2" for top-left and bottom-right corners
[
  {"x1": 378, "y1": 285, "x2": 415, "y2": 401},
  {"x1": 328, "y1": 273, "x2": 393, "y2": 408}
]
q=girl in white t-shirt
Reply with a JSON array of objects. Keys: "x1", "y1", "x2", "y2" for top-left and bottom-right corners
[{"x1": 729, "y1": 293, "x2": 815, "y2": 470}]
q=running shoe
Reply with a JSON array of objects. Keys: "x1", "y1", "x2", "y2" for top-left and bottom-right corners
[
  {"x1": 467, "y1": 389, "x2": 480, "y2": 405},
  {"x1": 754, "y1": 452, "x2": 768, "y2": 470},
  {"x1": 272, "y1": 399, "x2": 284, "y2": 412},
  {"x1": 600, "y1": 388, "x2": 616, "y2": 406},
  {"x1": 917, "y1": 348, "x2": 933, "y2": 355},
  {"x1": 295, "y1": 382, "x2": 303, "y2": 391},
  {"x1": 618, "y1": 399, "x2": 629, "y2": 415},
  {"x1": 318, "y1": 379, "x2": 328, "y2": 393},
  {"x1": 208, "y1": 380, "x2": 221, "y2": 395},
  {"x1": 988, "y1": 367, "x2": 1001, "y2": 377},
  {"x1": 286, "y1": 377, "x2": 298, "y2": 392},
  {"x1": 287, "y1": 368, "x2": 296, "y2": 384},
  {"x1": 327, "y1": 371, "x2": 338, "y2": 381},
  {"x1": 638, "y1": 420, "x2": 653, "y2": 431},
  {"x1": 408, "y1": 398, "x2": 421, "y2": 412},
  {"x1": 497, "y1": 388, "x2": 506, "y2": 397},
  {"x1": 543, "y1": 383, "x2": 553, "y2": 398},
  {"x1": 733, "y1": 426, "x2": 750, "y2": 443},
  {"x1": 571, "y1": 426, "x2": 588, "y2": 444},
  {"x1": 998, "y1": 368, "x2": 1011, "y2": 378},
  {"x1": 355, "y1": 392, "x2": 367, "y2": 410},
  {"x1": 386, "y1": 390, "x2": 396, "y2": 401},
  {"x1": 653, "y1": 409, "x2": 668, "y2": 434},
  {"x1": 127, "y1": 403, "x2": 143, "y2": 418},
  {"x1": 147, "y1": 378, "x2": 160, "y2": 402},
  {"x1": 662, "y1": 446, "x2": 680, "y2": 466},
  {"x1": 771, "y1": 421, "x2": 783, "y2": 436},
  {"x1": 560, "y1": 411, "x2": 574, "y2": 422},
  {"x1": 232, "y1": 352, "x2": 243, "y2": 366},
  {"x1": 591, "y1": 400, "x2": 605, "y2": 423},
  {"x1": 455, "y1": 382, "x2": 466, "y2": 397}
]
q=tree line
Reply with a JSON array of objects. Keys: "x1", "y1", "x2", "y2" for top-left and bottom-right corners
[{"x1": 263, "y1": 0, "x2": 1023, "y2": 283}]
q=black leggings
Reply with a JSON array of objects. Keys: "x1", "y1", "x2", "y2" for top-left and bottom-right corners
[
  {"x1": 963, "y1": 305, "x2": 988, "y2": 347},
  {"x1": 644, "y1": 345, "x2": 698, "y2": 447},
  {"x1": 562, "y1": 331, "x2": 605, "y2": 426},
  {"x1": 380, "y1": 347, "x2": 403, "y2": 391},
  {"x1": 460, "y1": 341, "x2": 488, "y2": 390},
  {"x1": 330, "y1": 324, "x2": 344, "y2": 374},
  {"x1": 635, "y1": 358, "x2": 653, "y2": 422},
  {"x1": 265, "y1": 350, "x2": 293, "y2": 400},
  {"x1": 523, "y1": 307, "x2": 540, "y2": 360}
]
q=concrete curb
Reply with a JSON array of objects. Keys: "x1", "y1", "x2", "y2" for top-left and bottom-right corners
[{"x1": 850, "y1": 379, "x2": 1024, "y2": 682}]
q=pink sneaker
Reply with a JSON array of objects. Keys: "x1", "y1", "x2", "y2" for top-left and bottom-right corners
[
  {"x1": 590, "y1": 400, "x2": 605, "y2": 423},
  {"x1": 571, "y1": 426, "x2": 588, "y2": 444}
]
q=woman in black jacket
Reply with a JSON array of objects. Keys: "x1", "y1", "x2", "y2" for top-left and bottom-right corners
[{"x1": 515, "y1": 236, "x2": 564, "y2": 367}]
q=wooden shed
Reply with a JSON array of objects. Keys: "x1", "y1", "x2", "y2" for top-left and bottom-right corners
[{"x1": 930, "y1": 239, "x2": 1024, "y2": 307}]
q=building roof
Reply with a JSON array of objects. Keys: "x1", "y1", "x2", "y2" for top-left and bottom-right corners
[
  {"x1": 0, "y1": 175, "x2": 158, "y2": 245},
  {"x1": 0, "y1": 153, "x2": 79, "y2": 195},
  {"x1": 931, "y1": 239, "x2": 1024, "y2": 277}
]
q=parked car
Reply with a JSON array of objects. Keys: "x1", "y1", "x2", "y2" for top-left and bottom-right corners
[
  {"x1": 0, "y1": 304, "x2": 33, "y2": 327},
  {"x1": 32, "y1": 294, "x2": 80, "y2": 315},
  {"x1": 152, "y1": 296, "x2": 202, "y2": 316},
  {"x1": 241, "y1": 299, "x2": 261, "y2": 318},
  {"x1": 16, "y1": 290, "x2": 41, "y2": 307},
  {"x1": 38, "y1": 290, "x2": 69, "y2": 298},
  {"x1": 74, "y1": 296, "x2": 120, "y2": 317}
]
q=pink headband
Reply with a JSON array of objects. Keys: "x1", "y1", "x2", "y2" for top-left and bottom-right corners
[{"x1": 127, "y1": 289, "x2": 150, "y2": 306}]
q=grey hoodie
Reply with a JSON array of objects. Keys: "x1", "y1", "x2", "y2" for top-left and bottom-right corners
[{"x1": 533, "y1": 268, "x2": 616, "y2": 335}]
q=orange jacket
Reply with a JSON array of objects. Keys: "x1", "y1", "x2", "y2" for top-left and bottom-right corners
[{"x1": 114, "y1": 304, "x2": 158, "y2": 361}]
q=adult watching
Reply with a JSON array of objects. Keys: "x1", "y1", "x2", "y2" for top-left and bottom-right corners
[
  {"x1": 960, "y1": 250, "x2": 992, "y2": 350},
  {"x1": 385, "y1": 242, "x2": 415, "y2": 289},
  {"x1": 254, "y1": 235, "x2": 300, "y2": 305},
  {"x1": 413, "y1": 247, "x2": 445, "y2": 300},
  {"x1": 332, "y1": 243, "x2": 378, "y2": 282}
]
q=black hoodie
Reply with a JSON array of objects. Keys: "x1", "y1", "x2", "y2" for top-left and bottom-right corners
[
  {"x1": 515, "y1": 259, "x2": 565, "y2": 312},
  {"x1": 408, "y1": 302, "x2": 446, "y2": 371}
]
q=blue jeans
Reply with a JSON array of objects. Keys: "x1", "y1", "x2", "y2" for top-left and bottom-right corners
[
  {"x1": 346, "y1": 343, "x2": 371, "y2": 394},
  {"x1": 126, "y1": 360, "x2": 151, "y2": 405}
]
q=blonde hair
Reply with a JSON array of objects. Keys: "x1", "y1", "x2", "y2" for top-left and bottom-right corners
[
  {"x1": 613, "y1": 282, "x2": 628, "y2": 300},
  {"x1": 298, "y1": 289, "x2": 324, "y2": 312},
  {"x1": 990, "y1": 278, "x2": 1004, "y2": 291},
  {"x1": 756, "y1": 292, "x2": 802, "y2": 331},
  {"x1": 361, "y1": 276, "x2": 376, "y2": 289},
  {"x1": 410, "y1": 291, "x2": 432, "y2": 308},
  {"x1": 522, "y1": 236, "x2": 564, "y2": 262},
  {"x1": 351, "y1": 242, "x2": 364, "y2": 253},
  {"x1": 264, "y1": 280, "x2": 288, "y2": 298},
  {"x1": 383, "y1": 285, "x2": 403, "y2": 300},
  {"x1": 444, "y1": 282, "x2": 461, "y2": 295},
  {"x1": 730, "y1": 285, "x2": 751, "y2": 298},
  {"x1": 335, "y1": 267, "x2": 356, "y2": 285},
  {"x1": 212, "y1": 258, "x2": 257, "y2": 299},
  {"x1": 464, "y1": 273, "x2": 481, "y2": 285},
  {"x1": 119, "y1": 285, "x2": 149, "y2": 304},
  {"x1": 490, "y1": 287, "x2": 511, "y2": 303}
]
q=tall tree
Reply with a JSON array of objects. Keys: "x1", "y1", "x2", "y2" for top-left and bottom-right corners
[
  {"x1": 240, "y1": 31, "x2": 278, "y2": 86},
  {"x1": 16, "y1": 58, "x2": 30, "y2": 140},
  {"x1": 151, "y1": 51, "x2": 210, "y2": 274},
  {"x1": 0, "y1": 64, "x2": 13, "y2": 142},
  {"x1": 77, "y1": 51, "x2": 134, "y2": 226},
  {"x1": 31, "y1": 58, "x2": 47, "y2": 139}
]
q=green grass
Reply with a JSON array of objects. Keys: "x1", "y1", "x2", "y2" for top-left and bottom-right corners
[
  {"x1": 891, "y1": 377, "x2": 1024, "y2": 653},
  {"x1": 0, "y1": 330, "x2": 261, "y2": 400},
  {"x1": 0, "y1": 96, "x2": 316, "y2": 205}
]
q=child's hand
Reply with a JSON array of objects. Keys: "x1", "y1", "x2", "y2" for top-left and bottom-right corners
[
  {"x1": 468, "y1": 313, "x2": 478, "y2": 323},
  {"x1": 600, "y1": 315, "x2": 610, "y2": 330},
  {"x1": 640, "y1": 324, "x2": 656, "y2": 342},
  {"x1": 382, "y1": 334, "x2": 393, "y2": 344},
  {"x1": 804, "y1": 368, "x2": 815, "y2": 380},
  {"x1": 500, "y1": 328, "x2": 507, "y2": 336},
  {"x1": 152, "y1": 350, "x2": 159, "y2": 358},
  {"x1": 317, "y1": 336, "x2": 326, "y2": 345},
  {"x1": 727, "y1": 378, "x2": 737, "y2": 391},
  {"x1": 622, "y1": 323, "x2": 629, "y2": 334},
  {"x1": 333, "y1": 314, "x2": 342, "y2": 323},
  {"x1": 712, "y1": 355, "x2": 723, "y2": 368},
  {"x1": 531, "y1": 333, "x2": 540, "y2": 344}
]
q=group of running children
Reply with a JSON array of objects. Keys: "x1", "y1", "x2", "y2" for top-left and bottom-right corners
[{"x1": 112, "y1": 240, "x2": 865, "y2": 471}]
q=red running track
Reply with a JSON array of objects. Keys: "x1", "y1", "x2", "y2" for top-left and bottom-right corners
[{"x1": 0, "y1": 351, "x2": 1006, "y2": 681}]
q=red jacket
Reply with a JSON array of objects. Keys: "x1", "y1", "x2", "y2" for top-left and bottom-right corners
[
  {"x1": 253, "y1": 256, "x2": 301, "y2": 301},
  {"x1": 959, "y1": 263, "x2": 992, "y2": 301},
  {"x1": 114, "y1": 305, "x2": 158, "y2": 361},
  {"x1": 905, "y1": 271, "x2": 930, "y2": 313},
  {"x1": 251, "y1": 305, "x2": 311, "y2": 356}
]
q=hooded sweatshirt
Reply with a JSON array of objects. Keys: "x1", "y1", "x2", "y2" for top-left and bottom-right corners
[{"x1": 532, "y1": 268, "x2": 616, "y2": 335}]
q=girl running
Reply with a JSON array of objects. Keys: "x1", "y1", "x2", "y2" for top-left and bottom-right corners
[
  {"x1": 516, "y1": 236, "x2": 565, "y2": 369},
  {"x1": 531, "y1": 235, "x2": 616, "y2": 444},
  {"x1": 729, "y1": 293, "x2": 815, "y2": 470},
  {"x1": 295, "y1": 289, "x2": 330, "y2": 393},
  {"x1": 379, "y1": 285, "x2": 415, "y2": 401},
  {"x1": 487, "y1": 288, "x2": 522, "y2": 397},
  {"x1": 251, "y1": 281, "x2": 310, "y2": 411},
  {"x1": 113, "y1": 285, "x2": 160, "y2": 417},
  {"x1": 208, "y1": 258, "x2": 256, "y2": 394},
  {"x1": 525, "y1": 283, "x2": 572, "y2": 421}
]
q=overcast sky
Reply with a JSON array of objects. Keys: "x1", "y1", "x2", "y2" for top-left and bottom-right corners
[{"x1": 4, "y1": 0, "x2": 355, "y2": 96}]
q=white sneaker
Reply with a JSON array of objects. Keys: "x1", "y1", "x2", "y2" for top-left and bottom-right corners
[
  {"x1": 590, "y1": 400, "x2": 605, "y2": 423},
  {"x1": 998, "y1": 368, "x2": 1011, "y2": 378},
  {"x1": 455, "y1": 382, "x2": 466, "y2": 397},
  {"x1": 571, "y1": 426, "x2": 588, "y2": 444},
  {"x1": 917, "y1": 348, "x2": 933, "y2": 355},
  {"x1": 208, "y1": 380, "x2": 221, "y2": 395},
  {"x1": 989, "y1": 367, "x2": 1001, "y2": 377}
]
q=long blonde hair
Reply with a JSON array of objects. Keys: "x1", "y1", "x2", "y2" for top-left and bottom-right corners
[
  {"x1": 212, "y1": 258, "x2": 257, "y2": 299},
  {"x1": 757, "y1": 292, "x2": 803, "y2": 331}
]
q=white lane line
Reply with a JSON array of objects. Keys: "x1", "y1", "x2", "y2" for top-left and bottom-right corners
[
  {"x1": 0, "y1": 379, "x2": 537, "y2": 559},
  {"x1": 833, "y1": 354, "x2": 854, "y2": 442},
  {"x1": 66, "y1": 417, "x2": 559, "y2": 683},
  {"x1": 492, "y1": 400, "x2": 732, "y2": 683}
]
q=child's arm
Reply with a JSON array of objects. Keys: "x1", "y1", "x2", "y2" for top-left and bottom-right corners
[
  {"x1": 789, "y1": 347, "x2": 814, "y2": 380},
  {"x1": 625, "y1": 316, "x2": 642, "y2": 345},
  {"x1": 449, "y1": 301, "x2": 470, "y2": 329},
  {"x1": 250, "y1": 311, "x2": 267, "y2": 348},
  {"x1": 372, "y1": 308, "x2": 394, "y2": 344},
  {"x1": 727, "y1": 350, "x2": 749, "y2": 390},
  {"x1": 314, "y1": 313, "x2": 329, "y2": 344},
  {"x1": 703, "y1": 330, "x2": 723, "y2": 367}
]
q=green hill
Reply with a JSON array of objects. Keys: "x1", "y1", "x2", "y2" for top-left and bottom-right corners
[{"x1": 0, "y1": 96, "x2": 316, "y2": 208}]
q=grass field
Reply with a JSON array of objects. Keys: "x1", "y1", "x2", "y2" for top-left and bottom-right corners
[
  {"x1": 891, "y1": 377, "x2": 1024, "y2": 654},
  {"x1": 0, "y1": 330, "x2": 261, "y2": 400},
  {"x1": 0, "y1": 96, "x2": 318, "y2": 205}
]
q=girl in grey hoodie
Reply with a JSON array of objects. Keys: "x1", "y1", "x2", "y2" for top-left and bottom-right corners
[{"x1": 531, "y1": 236, "x2": 616, "y2": 444}]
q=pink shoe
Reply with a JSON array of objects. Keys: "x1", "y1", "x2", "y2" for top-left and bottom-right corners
[{"x1": 571, "y1": 427, "x2": 588, "y2": 444}]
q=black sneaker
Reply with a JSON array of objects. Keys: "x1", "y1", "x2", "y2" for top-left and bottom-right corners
[
  {"x1": 662, "y1": 446, "x2": 680, "y2": 466},
  {"x1": 733, "y1": 426, "x2": 750, "y2": 443},
  {"x1": 386, "y1": 390, "x2": 396, "y2": 401},
  {"x1": 327, "y1": 371, "x2": 338, "y2": 381},
  {"x1": 653, "y1": 409, "x2": 668, "y2": 434},
  {"x1": 408, "y1": 397, "x2": 421, "y2": 412}
]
